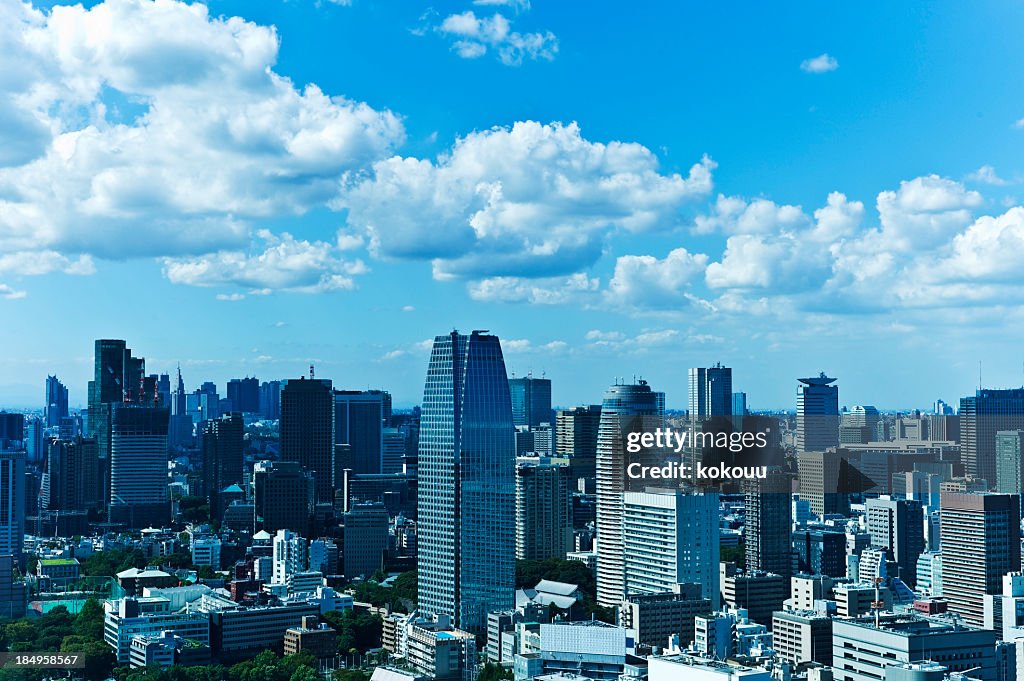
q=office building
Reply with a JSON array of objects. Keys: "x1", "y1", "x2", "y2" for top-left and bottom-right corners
[
  {"x1": 45, "y1": 375, "x2": 69, "y2": 428},
  {"x1": 648, "y1": 655, "x2": 770, "y2": 681},
  {"x1": 719, "y1": 564, "x2": 787, "y2": 628},
  {"x1": 201, "y1": 412, "x2": 244, "y2": 503},
  {"x1": 772, "y1": 609, "x2": 832, "y2": 666},
  {"x1": 831, "y1": 614, "x2": 997, "y2": 681},
  {"x1": 284, "y1": 616, "x2": 337, "y2": 660},
  {"x1": 42, "y1": 436, "x2": 100, "y2": 512},
  {"x1": 595, "y1": 379, "x2": 664, "y2": 607},
  {"x1": 798, "y1": 450, "x2": 850, "y2": 517},
  {"x1": 0, "y1": 450, "x2": 24, "y2": 559},
  {"x1": 797, "y1": 373, "x2": 839, "y2": 453},
  {"x1": 334, "y1": 390, "x2": 386, "y2": 475},
  {"x1": 864, "y1": 496, "x2": 925, "y2": 587},
  {"x1": 253, "y1": 460, "x2": 315, "y2": 535},
  {"x1": 272, "y1": 529, "x2": 308, "y2": 585},
  {"x1": 515, "y1": 459, "x2": 573, "y2": 561},
  {"x1": 744, "y1": 468, "x2": 792, "y2": 579},
  {"x1": 109, "y1": 405, "x2": 170, "y2": 529},
  {"x1": 281, "y1": 377, "x2": 334, "y2": 504},
  {"x1": 620, "y1": 583, "x2": 711, "y2": 649},
  {"x1": 104, "y1": 597, "x2": 210, "y2": 665},
  {"x1": 513, "y1": 620, "x2": 635, "y2": 681},
  {"x1": 382, "y1": 427, "x2": 406, "y2": 475},
  {"x1": 187, "y1": 593, "x2": 319, "y2": 662},
  {"x1": 940, "y1": 492, "x2": 1021, "y2": 626},
  {"x1": 509, "y1": 375, "x2": 552, "y2": 429},
  {"x1": 259, "y1": 381, "x2": 281, "y2": 420},
  {"x1": 960, "y1": 388, "x2": 1024, "y2": 485},
  {"x1": 996, "y1": 430, "x2": 1024, "y2": 506},
  {"x1": 556, "y1": 406, "x2": 601, "y2": 490},
  {"x1": 623, "y1": 489, "x2": 720, "y2": 605},
  {"x1": 688, "y1": 363, "x2": 733, "y2": 420},
  {"x1": 417, "y1": 330, "x2": 515, "y2": 632},
  {"x1": 226, "y1": 377, "x2": 260, "y2": 414},
  {"x1": 792, "y1": 527, "x2": 847, "y2": 577},
  {"x1": 342, "y1": 501, "x2": 388, "y2": 579}
]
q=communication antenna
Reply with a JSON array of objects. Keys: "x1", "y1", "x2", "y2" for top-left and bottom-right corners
[{"x1": 309, "y1": 364, "x2": 315, "y2": 380}]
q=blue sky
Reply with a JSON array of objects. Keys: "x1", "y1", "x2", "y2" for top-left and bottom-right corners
[{"x1": 2, "y1": 0, "x2": 1024, "y2": 410}]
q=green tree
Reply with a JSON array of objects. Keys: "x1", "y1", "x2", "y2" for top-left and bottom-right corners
[{"x1": 478, "y1": 662, "x2": 514, "y2": 681}]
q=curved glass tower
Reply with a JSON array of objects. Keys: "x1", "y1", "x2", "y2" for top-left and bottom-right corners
[
  {"x1": 595, "y1": 380, "x2": 664, "y2": 607},
  {"x1": 417, "y1": 330, "x2": 515, "y2": 632}
]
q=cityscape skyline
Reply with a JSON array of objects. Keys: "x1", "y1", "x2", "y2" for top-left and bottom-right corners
[{"x1": 4, "y1": 1, "x2": 1024, "y2": 409}]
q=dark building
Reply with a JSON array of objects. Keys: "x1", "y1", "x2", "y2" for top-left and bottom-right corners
[
  {"x1": 201, "y1": 412, "x2": 244, "y2": 506},
  {"x1": 792, "y1": 528, "x2": 847, "y2": 577},
  {"x1": 342, "y1": 501, "x2": 389, "y2": 579},
  {"x1": 0, "y1": 414, "x2": 24, "y2": 449},
  {"x1": 42, "y1": 437, "x2": 101, "y2": 512},
  {"x1": 108, "y1": 405, "x2": 171, "y2": 529},
  {"x1": 253, "y1": 460, "x2": 315, "y2": 535},
  {"x1": 744, "y1": 468, "x2": 793, "y2": 579},
  {"x1": 280, "y1": 377, "x2": 334, "y2": 504},
  {"x1": 45, "y1": 376, "x2": 69, "y2": 428},
  {"x1": 555, "y1": 405, "x2": 601, "y2": 492},
  {"x1": 259, "y1": 381, "x2": 281, "y2": 420},
  {"x1": 509, "y1": 375, "x2": 552, "y2": 429},
  {"x1": 960, "y1": 388, "x2": 1024, "y2": 486},
  {"x1": 333, "y1": 390, "x2": 386, "y2": 475},
  {"x1": 226, "y1": 378, "x2": 260, "y2": 414}
]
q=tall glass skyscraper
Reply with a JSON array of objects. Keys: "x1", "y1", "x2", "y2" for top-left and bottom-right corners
[
  {"x1": 796, "y1": 373, "x2": 839, "y2": 453},
  {"x1": 417, "y1": 330, "x2": 515, "y2": 632},
  {"x1": 595, "y1": 380, "x2": 665, "y2": 607},
  {"x1": 960, "y1": 388, "x2": 1024, "y2": 486},
  {"x1": 509, "y1": 375, "x2": 552, "y2": 429}
]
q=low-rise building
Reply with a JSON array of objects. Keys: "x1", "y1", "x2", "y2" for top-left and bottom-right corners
[
  {"x1": 104, "y1": 597, "x2": 210, "y2": 665},
  {"x1": 284, "y1": 615, "x2": 337, "y2": 659}
]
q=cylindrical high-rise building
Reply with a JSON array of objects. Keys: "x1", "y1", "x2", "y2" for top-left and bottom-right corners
[
  {"x1": 595, "y1": 380, "x2": 664, "y2": 607},
  {"x1": 417, "y1": 330, "x2": 515, "y2": 632}
]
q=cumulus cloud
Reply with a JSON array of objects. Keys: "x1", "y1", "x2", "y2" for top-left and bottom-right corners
[
  {"x1": 433, "y1": 10, "x2": 556, "y2": 66},
  {"x1": 876, "y1": 175, "x2": 983, "y2": 249},
  {"x1": 966, "y1": 165, "x2": 1008, "y2": 186},
  {"x1": 800, "y1": 53, "x2": 839, "y2": 73},
  {"x1": 162, "y1": 229, "x2": 367, "y2": 294},
  {"x1": 0, "y1": 0, "x2": 403, "y2": 264},
  {"x1": 606, "y1": 248, "x2": 709, "y2": 308},
  {"x1": 0, "y1": 251, "x2": 94, "y2": 276},
  {"x1": 693, "y1": 194, "x2": 808, "y2": 235},
  {"x1": 340, "y1": 121, "x2": 714, "y2": 279}
]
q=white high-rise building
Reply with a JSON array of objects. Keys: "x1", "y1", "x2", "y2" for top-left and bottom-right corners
[
  {"x1": 623, "y1": 489, "x2": 720, "y2": 607},
  {"x1": 273, "y1": 529, "x2": 308, "y2": 585}
]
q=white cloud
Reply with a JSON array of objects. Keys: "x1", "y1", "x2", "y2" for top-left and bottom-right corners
[
  {"x1": 340, "y1": 121, "x2": 714, "y2": 279},
  {"x1": 606, "y1": 248, "x2": 709, "y2": 308},
  {"x1": 468, "y1": 272, "x2": 599, "y2": 305},
  {"x1": 936, "y1": 207, "x2": 1024, "y2": 283},
  {"x1": 966, "y1": 165, "x2": 1008, "y2": 186},
  {"x1": 800, "y1": 53, "x2": 839, "y2": 74},
  {"x1": 876, "y1": 175, "x2": 982, "y2": 249},
  {"x1": 474, "y1": 0, "x2": 530, "y2": 10},
  {"x1": 431, "y1": 9, "x2": 557, "y2": 66},
  {"x1": 0, "y1": 251, "x2": 94, "y2": 276},
  {"x1": 694, "y1": 194, "x2": 808, "y2": 235},
  {"x1": 0, "y1": 284, "x2": 27, "y2": 300},
  {"x1": 162, "y1": 229, "x2": 367, "y2": 294},
  {"x1": 401, "y1": 304, "x2": 415, "y2": 312},
  {"x1": 215, "y1": 293, "x2": 245, "y2": 301},
  {"x1": 0, "y1": 0, "x2": 403, "y2": 261},
  {"x1": 1014, "y1": 118, "x2": 1024, "y2": 129}
]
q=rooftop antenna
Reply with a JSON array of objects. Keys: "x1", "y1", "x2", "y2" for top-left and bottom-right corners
[
  {"x1": 979, "y1": 360, "x2": 982, "y2": 390},
  {"x1": 309, "y1": 363, "x2": 315, "y2": 380}
]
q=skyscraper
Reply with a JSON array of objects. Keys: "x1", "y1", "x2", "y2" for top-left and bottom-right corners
[
  {"x1": 865, "y1": 496, "x2": 925, "y2": 587},
  {"x1": 42, "y1": 437, "x2": 100, "y2": 512},
  {"x1": 995, "y1": 431, "x2": 1024, "y2": 509},
  {"x1": 259, "y1": 381, "x2": 282, "y2": 420},
  {"x1": 688, "y1": 364, "x2": 732, "y2": 420},
  {"x1": 45, "y1": 376, "x2": 69, "y2": 429},
  {"x1": 515, "y1": 458, "x2": 573, "y2": 561},
  {"x1": 744, "y1": 468, "x2": 793, "y2": 579},
  {"x1": 940, "y1": 492, "x2": 1021, "y2": 626},
  {"x1": 280, "y1": 377, "x2": 335, "y2": 504},
  {"x1": 333, "y1": 390, "x2": 385, "y2": 475},
  {"x1": 417, "y1": 330, "x2": 515, "y2": 632},
  {"x1": 797, "y1": 373, "x2": 839, "y2": 453},
  {"x1": 253, "y1": 460, "x2": 315, "y2": 535},
  {"x1": 226, "y1": 377, "x2": 260, "y2": 414},
  {"x1": 555, "y1": 405, "x2": 601, "y2": 492},
  {"x1": 0, "y1": 449, "x2": 25, "y2": 559},
  {"x1": 201, "y1": 412, "x2": 244, "y2": 503},
  {"x1": 109, "y1": 405, "x2": 171, "y2": 529},
  {"x1": 508, "y1": 375, "x2": 552, "y2": 429},
  {"x1": 960, "y1": 388, "x2": 1024, "y2": 486},
  {"x1": 595, "y1": 380, "x2": 665, "y2": 607},
  {"x1": 623, "y1": 489, "x2": 720, "y2": 606}
]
